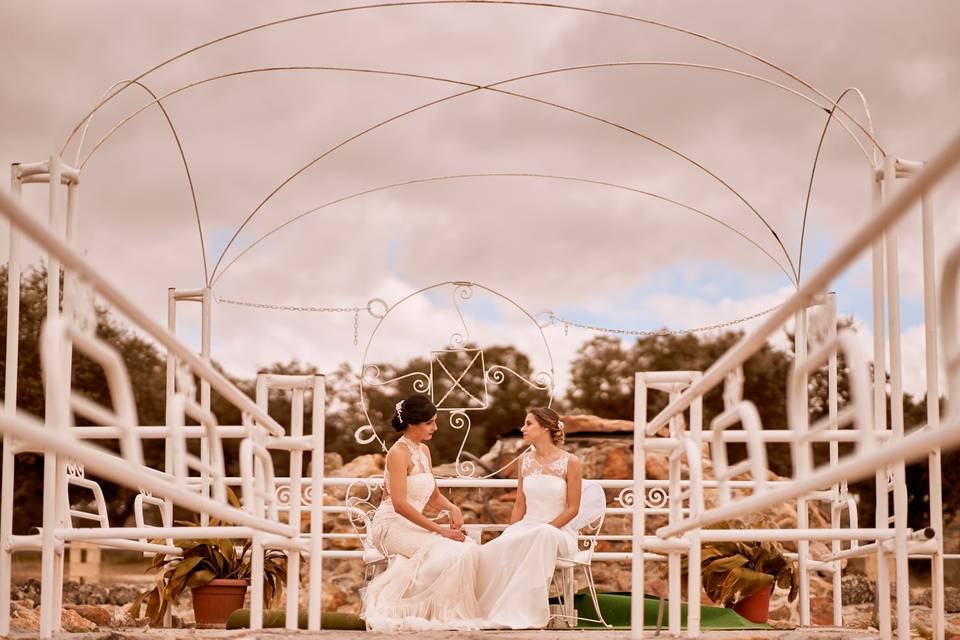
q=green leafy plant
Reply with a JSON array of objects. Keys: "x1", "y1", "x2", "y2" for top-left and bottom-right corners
[
  {"x1": 128, "y1": 518, "x2": 287, "y2": 625},
  {"x1": 683, "y1": 520, "x2": 799, "y2": 608}
]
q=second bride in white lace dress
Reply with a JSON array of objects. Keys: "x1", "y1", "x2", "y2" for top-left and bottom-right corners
[
  {"x1": 476, "y1": 407, "x2": 583, "y2": 628},
  {"x1": 361, "y1": 394, "x2": 482, "y2": 631}
]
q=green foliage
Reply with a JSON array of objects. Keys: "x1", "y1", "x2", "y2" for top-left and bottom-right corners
[
  {"x1": 127, "y1": 508, "x2": 286, "y2": 625},
  {"x1": 683, "y1": 521, "x2": 798, "y2": 607}
]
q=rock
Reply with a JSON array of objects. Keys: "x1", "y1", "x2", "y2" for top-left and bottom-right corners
[
  {"x1": 332, "y1": 453, "x2": 384, "y2": 479},
  {"x1": 911, "y1": 585, "x2": 960, "y2": 613},
  {"x1": 111, "y1": 606, "x2": 137, "y2": 628},
  {"x1": 325, "y1": 451, "x2": 344, "y2": 473},
  {"x1": 61, "y1": 607, "x2": 99, "y2": 632},
  {"x1": 11, "y1": 578, "x2": 41, "y2": 604},
  {"x1": 842, "y1": 603, "x2": 876, "y2": 629},
  {"x1": 62, "y1": 581, "x2": 109, "y2": 605},
  {"x1": 10, "y1": 606, "x2": 40, "y2": 631},
  {"x1": 107, "y1": 585, "x2": 139, "y2": 605},
  {"x1": 12, "y1": 597, "x2": 35, "y2": 609},
  {"x1": 843, "y1": 574, "x2": 875, "y2": 605},
  {"x1": 560, "y1": 414, "x2": 634, "y2": 436},
  {"x1": 65, "y1": 604, "x2": 113, "y2": 626},
  {"x1": 809, "y1": 595, "x2": 835, "y2": 626}
]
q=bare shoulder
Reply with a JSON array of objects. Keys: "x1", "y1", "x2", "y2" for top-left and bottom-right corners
[
  {"x1": 386, "y1": 443, "x2": 411, "y2": 463},
  {"x1": 565, "y1": 451, "x2": 582, "y2": 471}
]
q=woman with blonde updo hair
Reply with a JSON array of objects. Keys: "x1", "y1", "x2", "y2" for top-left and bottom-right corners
[{"x1": 475, "y1": 407, "x2": 582, "y2": 628}]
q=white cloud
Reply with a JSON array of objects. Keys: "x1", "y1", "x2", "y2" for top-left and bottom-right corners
[{"x1": 2, "y1": 0, "x2": 958, "y2": 416}]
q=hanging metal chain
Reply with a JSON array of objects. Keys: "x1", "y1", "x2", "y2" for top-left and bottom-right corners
[
  {"x1": 214, "y1": 294, "x2": 783, "y2": 342},
  {"x1": 546, "y1": 302, "x2": 784, "y2": 337},
  {"x1": 214, "y1": 296, "x2": 363, "y2": 314},
  {"x1": 214, "y1": 296, "x2": 365, "y2": 345}
]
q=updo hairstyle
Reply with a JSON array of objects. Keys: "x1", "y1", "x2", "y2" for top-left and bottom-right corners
[
  {"x1": 529, "y1": 406, "x2": 565, "y2": 445},
  {"x1": 391, "y1": 394, "x2": 437, "y2": 432}
]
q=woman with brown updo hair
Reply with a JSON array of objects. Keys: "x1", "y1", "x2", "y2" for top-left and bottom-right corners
[
  {"x1": 475, "y1": 407, "x2": 582, "y2": 628},
  {"x1": 361, "y1": 394, "x2": 482, "y2": 631}
]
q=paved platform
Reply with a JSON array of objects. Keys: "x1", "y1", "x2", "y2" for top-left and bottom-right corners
[{"x1": 4, "y1": 628, "x2": 883, "y2": 640}]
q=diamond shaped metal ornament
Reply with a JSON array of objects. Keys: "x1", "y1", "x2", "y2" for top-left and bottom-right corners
[{"x1": 430, "y1": 348, "x2": 489, "y2": 411}]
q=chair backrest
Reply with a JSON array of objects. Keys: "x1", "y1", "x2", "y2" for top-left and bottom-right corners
[
  {"x1": 345, "y1": 478, "x2": 385, "y2": 559},
  {"x1": 570, "y1": 480, "x2": 606, "y2": 559}
]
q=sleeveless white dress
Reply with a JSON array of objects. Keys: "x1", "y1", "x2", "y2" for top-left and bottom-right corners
[
  {"x1": 361, "y1": 437, "x2": 482, "y2": 631},
  {"x1": 476, "y1": 449, "x2": 578, "y2": 629}
]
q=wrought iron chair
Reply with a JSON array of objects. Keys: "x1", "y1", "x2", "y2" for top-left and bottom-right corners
[
  {"x1": 552, "y1": 479, "x2": 612, "y2": 628},
  {"x1": 345, "y1": 478, "x2": 391, "y2": 583}
]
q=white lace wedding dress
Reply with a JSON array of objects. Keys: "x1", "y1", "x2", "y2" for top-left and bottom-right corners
[
  {"x1": 361, "y1": 437, "x2": 482, "y2": 631},
  {"x1": 476, "y1": 449, "x2": 578, "y2": 628}
]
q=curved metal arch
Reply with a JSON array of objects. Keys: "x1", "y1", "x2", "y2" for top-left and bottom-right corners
[
  {"x1": 73, "y1": 79, "x2": 209, "y2": 283},
  {"x1": 76, "y1": 63, "x2": 890, "y2": 290},
  {"x1": 77, "y1": 67, "x2": 479, "y2": 169},
  {"x1": 193, "y1": 71, "x2": 798, "y2": 285},
  {"x1": 210, "y1": 172, "x2": 797, "y2": 287},
  {"x1": 74, "y1": 65, "x2": 794, "y2": 286},
  {"x1": 58, "y1": 1, "x2": 884, "y2": 159},
  {"x1": 79, "y1": 62, "x2": 879, "y2": 170},
  {"x1": 797, "y1": 87, "x2": 879, "y2": 280}
]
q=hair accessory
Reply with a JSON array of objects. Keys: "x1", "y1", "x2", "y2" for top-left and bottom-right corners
[
  {"x1": 558, "y1": 420, "x2": 565, "y2": 430},
  {"x1": 395, "y1": 400, "x2": 404, "y2": 422}
]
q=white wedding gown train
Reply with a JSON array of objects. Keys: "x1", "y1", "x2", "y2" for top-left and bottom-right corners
[
  {"x1": 476, "y1": 450, "x2": 578, "y2": 629},
  {"x1": 360, "y1": 438, "x2": 482, "y2": 631}
]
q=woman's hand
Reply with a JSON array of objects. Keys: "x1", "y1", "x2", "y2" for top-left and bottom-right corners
[
  {"x1": 438, "y1": 527, "x2": 466, "y2": 542},
  {"x1": 449, "y1": 506, "x2": 464, "y2": 530}
]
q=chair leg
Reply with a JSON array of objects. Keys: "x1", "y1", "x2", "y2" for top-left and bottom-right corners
[
  {"x1": 551, "y1": 570, "x2": 563, "y2": 620},
  {"x1": 656, "y1": 594, "x2": 666, "y2": 636},
  {"x1": 584, "y1": 566, "x2": 612, "y2": 628},
  {"x1": 562, "y1": 566, "x2": 575, "y2": 622}
]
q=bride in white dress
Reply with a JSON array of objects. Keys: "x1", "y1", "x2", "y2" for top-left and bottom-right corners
[
  {"x1": 476, "y1": 407, "x2": 583, "y2": 628},
  {"x1": 361, "y1": 394, "x2": 482, "y2": 631}
]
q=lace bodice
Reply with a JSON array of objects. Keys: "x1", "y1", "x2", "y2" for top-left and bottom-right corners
[
  {"x1": 381, "y1": 437, "x2": 434, "y2": 512},
  {"x1": 520, "y1": 448, "x2": 571, "y2": 479},
  {"x1": 517, "y1": 449, "x2": 572, "y2": 526}
]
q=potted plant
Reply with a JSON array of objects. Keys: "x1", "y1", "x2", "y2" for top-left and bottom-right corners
[
  {"x1": 684, "y1": 521, "x2": 799, "y2": 624},
  {"x1": 129, "y1": 524, "x2": 287, "y2": 628}
]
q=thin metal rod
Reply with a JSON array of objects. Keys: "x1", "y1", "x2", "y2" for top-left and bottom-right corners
[
  {"x1": 0, "y1": 164, "x2": 22, "y2": 637},
  {"x1": 59, "y1": 2, "x2": 885, "y2": 158},
  {"x1": 883, "y1": 155, "x2": 911, "y2": 640},
  {"x1": 921, "y1": 184, "x2": 945, "y2": 640},
  {"x1": 656, "y1": 413, "x2": 960, "y2": 538},
  {"x1": 72, "y1": 63, "x2": 798, "y2": 287},
  {"x1": 39, "y1": 156, "x2": 63, "y2": 638},
  {"x1": 0, "y1": 183, "x2": 287, "y2": 437},
  {"x1": 0, "y1": 409, "x2": 295, "y2": 536},
  {"x1": 642, "y1": 129, "x2": 960, "y2": 436},
  {"x1": 216, "y1": 172, "x2": 795, "y2": 286},
  {"x1": 74, "y1": 80, "x2": 208, "y2": 284},
  {"x1": 798, "y1": 88, "x2": 879, "y2": 280}
]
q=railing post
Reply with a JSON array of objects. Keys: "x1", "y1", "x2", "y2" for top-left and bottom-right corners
[
  {"x1": 308, "y1": 376, "x2": 326, "y2": 631},
  {"x1": 0, "y1": 162, "x2": 23, "y2": 637},
  {"x1": 920, "y1": 183, "x2": 945, "y2": 640},
  {"x1": 883, "y1": 155, "x2": 911, "y2": 640},
  {"x1": 631, "y1": 373, "x2": 647, "y2": 640}
]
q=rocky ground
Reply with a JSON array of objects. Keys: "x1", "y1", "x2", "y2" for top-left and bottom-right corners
[{"x1": 7, "y1": 416, "x2": 958, "y2": 637}]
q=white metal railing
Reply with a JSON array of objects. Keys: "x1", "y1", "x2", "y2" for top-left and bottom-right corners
[{"x1": 630, "y1": 132, "x2": 960, "y2": 640}]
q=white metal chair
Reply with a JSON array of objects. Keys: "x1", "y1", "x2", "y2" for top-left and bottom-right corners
[
  {"x1": 345, "y1": 478, "x2": 391, "y2": 583},
  {"x1": 552, "y1": 479, "x2": 612, "y2": 628}
]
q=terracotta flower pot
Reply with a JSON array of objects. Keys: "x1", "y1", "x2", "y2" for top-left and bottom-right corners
[
  {"x1": 732, "y1": 584, "x2": 773, "y2": 624},
  {"x1": 192, "y1": 579, "x2": 248, "y2": 628}
]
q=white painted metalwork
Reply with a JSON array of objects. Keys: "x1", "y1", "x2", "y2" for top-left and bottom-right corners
[
  {"x1": 1, "y1": 5, "x2": 957, "y2": 640},
  {"x1": 355, "y1": 281, "x2": 555, "y2": 473}
]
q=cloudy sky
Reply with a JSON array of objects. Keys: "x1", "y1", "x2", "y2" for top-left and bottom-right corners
[{"x1": 2, "y1": 1, "x2": 959, "y2": 406}]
